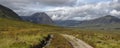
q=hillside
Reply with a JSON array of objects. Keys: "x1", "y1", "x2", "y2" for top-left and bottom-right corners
[
  {"x1": 1, "y1": 16, "x2": 120, "y2": 48},
  {"x1": 0, "y1": 4, "x2": 49, "y2": 48},
  {"x1": 0, "y1": 4, "x2": 21, "y2": 20}
]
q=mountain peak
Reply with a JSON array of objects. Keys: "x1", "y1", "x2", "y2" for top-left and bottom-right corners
[
  {"x1": 31, "y1": 12, "x2": 47, "y2": 17},
  {"x1": 21, "y1": 12, "x2": 54, "y2": 24},
  {"x1": 104, "y1": 15, "x2": 117, "y2": 18},
  {"x1": 98, "y1": 15, "x2": 119, "y2": 21}
]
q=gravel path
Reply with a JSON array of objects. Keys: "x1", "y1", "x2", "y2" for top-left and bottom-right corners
[{"x1": 61, "y1": 34, "x2": 93, "y2": 48}]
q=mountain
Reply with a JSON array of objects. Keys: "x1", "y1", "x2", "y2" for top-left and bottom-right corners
[
  {"x1": 21, "y1": 12, "x2": 54, "y2": 24},
  {"x1": 80, "y1": 15, "x2": 120, "y2": 25},
  {"x1": 0, "y1": 4, "x2": 21, "y2": 20},
  {"x1": 74, "y1": 15, "x2": 120, "y2": 29},
  {"x1": 55, "y1": 15, "x2": 120, "y2": 28}
]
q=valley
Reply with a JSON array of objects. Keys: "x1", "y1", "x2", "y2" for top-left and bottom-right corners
[{"x1": 0, "y1": 3, "x2": 120, "y2": 48}]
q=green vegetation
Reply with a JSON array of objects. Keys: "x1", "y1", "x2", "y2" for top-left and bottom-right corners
[
  {"x1": 0, "y1": 18, "x2": 49, "y2": 48},
  {"x1": 0, "y1": 18, "x2": 120, "y2": 48}
]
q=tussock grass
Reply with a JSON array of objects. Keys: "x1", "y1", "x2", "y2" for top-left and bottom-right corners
[
  {"x1": 0, "y1": 18, "x2": 120, "y2": 48},
  {"x1": 0, "y1": 18, "x2": 49, "y2": 48}
]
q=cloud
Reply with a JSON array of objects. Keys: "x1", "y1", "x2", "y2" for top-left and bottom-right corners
[
  {"x1": 110, "y1": 10, "x2": 120, "y2": 16},
  {"x1": 0, "y1": 0, "x2": 77, "y2": 8},
  {"x1": 33, "y1": 0, "x2": 76, "y2": 6},
  {"x1": 46, "y1": 0, "x2": 120, "y2": 21},
  {"x1": 0, "y1": 0, "x2": 78, "y2": 16},
  {"x1": 0, "y1": 0, "x2": 120, "y2": 20}
]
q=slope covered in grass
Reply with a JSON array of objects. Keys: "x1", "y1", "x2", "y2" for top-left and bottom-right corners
[
  {"x1": 0, "y1": 18, "x2": 120, "y2": 48},
  {"x1": 0, "y1": 18, "x2": 50, "y2": 48}
]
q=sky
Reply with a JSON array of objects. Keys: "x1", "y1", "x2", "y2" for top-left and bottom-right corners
[{"x1": 0, "y1": 0, "x2": 120, "y2": 21}]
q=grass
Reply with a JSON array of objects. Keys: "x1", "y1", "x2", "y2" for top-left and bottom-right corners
[
  {"x1": 0, "y1": 18, "x2": 49, "y2": 48},
  {"x1": 0, "y1": 18, "x2": 120, "y2": 48},
  {"x1": 0, "y1": 32, "x2": 47, "y2": 48}
]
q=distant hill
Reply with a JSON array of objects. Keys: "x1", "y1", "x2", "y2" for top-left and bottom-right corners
[
  {"x1": 21, "y1": 12, "x2": 54, "y2": 25},
  {"x1": 55, "y1": 15, "x2": 120, "y2": 29},
  {"x1": 54, "y1": 20, "x2": 81, "y2": 26},
  {"x1": 80, "y1": 15, "x2": 120, "y2": 25},
  {"x1": 76, "y1": 15, "x2": 120, "y2": 29},
  {"x1": 0, "y1": 4, "x2": 21, "y2": 20}
]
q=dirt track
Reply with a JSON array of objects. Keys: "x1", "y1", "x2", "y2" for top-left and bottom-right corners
[{"x1": 61, "y1": 34, "x2": 93, "y2": 48}]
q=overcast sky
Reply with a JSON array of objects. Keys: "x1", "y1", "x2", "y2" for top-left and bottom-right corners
[{"x1": 0, "y1": 0, "x2": 120, "y2": 21}]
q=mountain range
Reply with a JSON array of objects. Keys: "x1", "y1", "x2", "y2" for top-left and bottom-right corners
[
  {"x1": 54, "y1": 15, "x2": 120, "y2": 29},
  {"x1": 0, "y1": 4, "x2": 54, "y2": 25},
  {"x1": 0, "y1": 4, "x2": 120, "y2": 29},
  {"x1": 80, "y1": 15, "x2": 120, "y2": 25}
]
